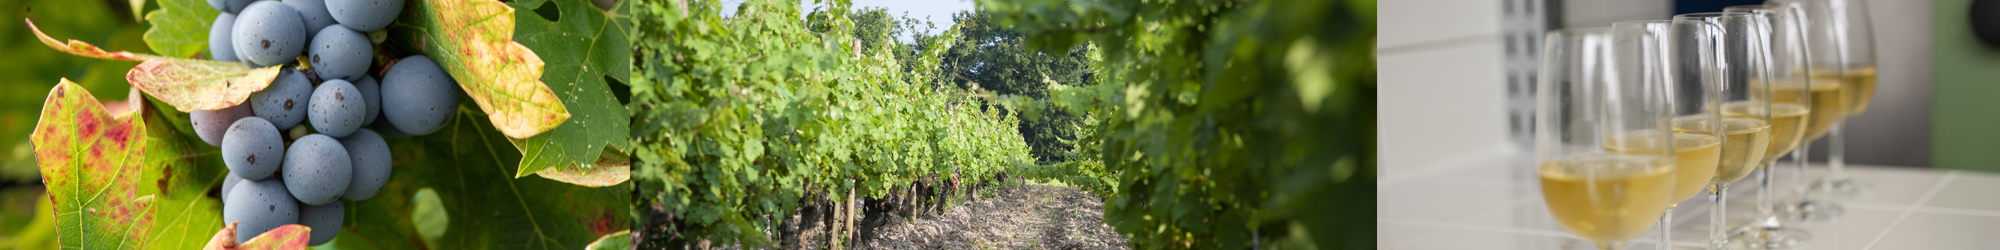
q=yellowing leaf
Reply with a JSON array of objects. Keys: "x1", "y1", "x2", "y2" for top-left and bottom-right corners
[
  {"x1": 398, "y1": 0, "x2": 571, "y2": 139},
  {"x1": 31, "y1": 19, "x2": 282, "y2": 112},
  {"x1": 533, "y1": 149, "x2": 630, "y2": 187},
  {"x1": 32, "y1": 78, "x2": 151, "y2": 250}
]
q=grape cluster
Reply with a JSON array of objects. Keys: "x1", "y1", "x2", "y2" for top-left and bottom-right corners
[{"x1": 200, "y1": 0, "x2": 460, "y2": 245}]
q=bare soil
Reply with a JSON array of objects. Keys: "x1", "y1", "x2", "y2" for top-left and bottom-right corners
[{"x1": 858, "y1": 184, "x2": 1129, "y2": 250}]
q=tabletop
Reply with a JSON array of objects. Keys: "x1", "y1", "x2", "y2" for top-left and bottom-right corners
[{"x1": 1378, "y1": 155, "x2": 2000, "y2": 249}]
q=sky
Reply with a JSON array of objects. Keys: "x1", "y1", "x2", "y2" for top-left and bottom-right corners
[{"x1": 719, "y1": 0, "x2": 978, "y2": 42}]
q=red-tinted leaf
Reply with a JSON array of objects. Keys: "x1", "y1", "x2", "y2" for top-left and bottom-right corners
[
  {"x1": 32, "y1": 78, "x2": 151, "y2": 250},
  {"x1": 200, "y1": 224, "x2": 311, "y2": 250},
  {"x1": 29, "y1": 18, "x2": 283, "y2": 112}
]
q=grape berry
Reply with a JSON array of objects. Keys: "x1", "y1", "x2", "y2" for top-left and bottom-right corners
[
  {"x1": 309, "y1": 79, "x2": 366, "y2": 137},
  {"x1": 382, "y1": 55, "x2": 459, "y2": 135},
  {"x1": 198, "y1": 0, "x2": 452, "y2": 243},
  {"x1": 232, "y1": 1, "x2": 306, "y2": 67},
  {"x1": 223, "y1": 178, "x2": 298, "y2": 244}
]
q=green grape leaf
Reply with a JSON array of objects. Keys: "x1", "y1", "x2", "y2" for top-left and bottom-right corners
[
  {"x1": 200, "y1": 223, "x2": 310, "y2": 250},
  {"x1": 582, "y1": 230, "x2": 629, "y2": 250},
  {"x1": 31, "y1": 19, "x2": 283, "y2": 112},
  {"x1": 32, "y1": 79, "x2": 151, "y2": 250},
  {"x1": 394, "y1": 0, "x2": 571, "y2": 139},
  {"x1": 325, "y1": 108, "x2": 630, "y2": 250},
  {"x1": 140, "y1": 0, "x2": 217, "y2": 58},
  {"x1": 139, "y1": 97, "x2": 228, "y2": 250},
  {"x1": 503, "y1": 0, "x2": 631, "y2": 181}
]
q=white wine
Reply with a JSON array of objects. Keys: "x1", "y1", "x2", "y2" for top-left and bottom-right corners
[
  {"x1": 1605, "y1": 133, "x2": 1721, "y2": 203},
  {"x1": 1540, "y1": 154, "x2": 1675, "y2": 243},
  {"x1": 1815, "y1": 67, "x2": 1877, "y2": 116},
  {"x1": 1721, "y1": 102, "x2": 1809, "y2": 162},
  {"x1": 1673, "y1": 117, "x2": 1770, "y2": 184},
  {"x1": 1755, "y1": 78, "x2": 1844, "y2": 140}
]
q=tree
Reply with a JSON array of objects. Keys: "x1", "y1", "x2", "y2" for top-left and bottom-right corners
[{"x1": 937, "y1": 10, "x2": 1095, "y2": 164}]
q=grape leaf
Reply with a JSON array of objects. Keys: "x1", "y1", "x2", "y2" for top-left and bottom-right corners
[
  {"x1": 31, "y1": 78, "x2": 151, "y2": 250},
  {"x1": 394, "y1": 0, "x2": 572, "y2": 139},
  {"x1": 200, "y1": 223, "x2": 311, "y2": 250},
  {"x1": 324, "y1": 108, "x2": 630, "y2": 250},
  {"x1": 582, "y1": 230, "x2": 629, "y2": 250},
  {"x1": 138, "y1": 97, "x2": 228, "y2": 249},
  {"x1": 504, "y1": 0, "x2": 631, "y2": 181},
  {"x1": 140, "y1": 0, "x2": 217, "y2": 58},
  {"x1": 531, "y1": 148, "x2": 630, "y2": 187},
  {"x1": 30, "y1": 19, "x2": 283, "y2": 112}
]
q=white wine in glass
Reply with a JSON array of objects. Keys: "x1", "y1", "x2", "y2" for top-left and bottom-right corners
[
  {"x1": 1605, "y1": 133, "x2": 1721, "y2": 203},
  {"x1": 1755, "y1": 78, "x2": 1844, "y2": 141},
  {"x1": 1673, "y1": 117, "x2": 1771, "y2": 184},
  {"x1": 1721, "y1": 102, "x2": 1810, "y2": 161},
  {"x1": 1536, "y1": 27, "x2": 1679, "y2": 250},
  {"x1": 1540, "y1": 154, "x2": 1677, "y2": 243},
  {"x1": 1821, "y1": 66, "x2": 1877, "y2": 116}
]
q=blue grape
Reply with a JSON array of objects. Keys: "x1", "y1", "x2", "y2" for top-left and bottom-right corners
[
  {"x1": 251, "y1": 69, "x2": 312, "y2": 129},
  {"x1": 191, "y1": 104, "x2": 253, "y2": 147},
  {"x1": 299, "y1": 200, "x2": 343, "y2": 246},
  {"x1": 220, "y1": 174, "x2": 244, "y2": 203},
  {"x1": 309, "y1": 26, "x2": 371, "y2": 82},
  {"x1": 233, "y1": 1, "x2": 306, "y2": 66},
  {"x1": 353, "y1": 76, "x2": 381, "y2": 126},
  {"x1": 310, "y1": 79, "x2": 366, "y2": 137},
  {"x1": 283, "y1": 134, "x2": 350, "y2": 205},
  {"x1": 337, "y1": 129, "x2": 389, "y2": 200},
  {"x1": 284, "y1": 0, "x2": 336, "y2": 36},
  {"x1": 209, "y1": 13, "x2": 238, "y2": 62},
  {"x1": 208, "y1": 0, "x2": 255, "y2": 13},
  {"x1": 222, "y1": 117, "x2": 284, "y2": 180},
  {"x1": 325, "y1": 0, "x2": 403, "y2": 32},
  {"x1": 224, "y1": 178, "x2": 298, "y2": 244},
  {"x1": 382, "y1": 55, "x2": 459, "y2": 135}
]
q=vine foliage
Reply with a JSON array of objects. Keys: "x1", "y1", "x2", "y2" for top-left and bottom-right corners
[
  {"x1": 979, "y1": 0, "x2": 1379, "y2": 248},
  {"x1": 628, "y1": 0, "x2": 1036, "y2": 246}
]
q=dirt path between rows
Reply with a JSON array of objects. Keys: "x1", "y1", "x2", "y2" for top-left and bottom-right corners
[{"x1": 859, "y1": 184, "x2": 1130, "y2": 250}]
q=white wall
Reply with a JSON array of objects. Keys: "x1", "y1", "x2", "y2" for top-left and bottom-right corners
[
  {"x1": 1377, "y1": 0, "x2": 1513, "y2": 180},
  {"x1": 1806, "y1": 0, "x2": 1932, "y2": 167}
]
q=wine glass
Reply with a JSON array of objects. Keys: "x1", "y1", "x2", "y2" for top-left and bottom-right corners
[
  {"x1": 1788, "y1": 0, "x2": 1877, "y2": 200},
  {"x1": 1656, "y1": 17, "x2": 1776, "y2": 250},
  {"x1": 1728, "y1": 3, "x2": 1850, "y2": 225},
  {"x1": 1611, "y1": 20, "x2": 1723, "y2": 250},
  {"x1": 1672, "y1": 11, "x2": 1815, "y2": 249},
  {"x1": 1536, "y1": 27, "x2": 1681, "y2": 250}
]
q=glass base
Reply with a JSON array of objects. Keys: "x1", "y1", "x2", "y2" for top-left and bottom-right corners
[
  {"x1": 1808, "y1": 177, "x2": 1872, "y2": 200},
  {"x1": 1777, "y1": 198, "x2": 1845, "y2": 223},
  {"x1": 1727, "y1": 226, "x2": 1812, "y2": 250}
]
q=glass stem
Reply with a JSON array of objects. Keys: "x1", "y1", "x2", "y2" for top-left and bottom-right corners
[
  {"x1": 1661, "y1": 205, "x2": 1675, "y2": 250},
  {"x1": 1758, "y1": 160, "x2": 1774, "y2": 219},
  {"x1": 1829, "y1": 122, "x2": 1846, "y2": 180},
  {"x1": 1795, "y1": 140, "x2": 1812, "y2": 196},
  {"x1": 1710, "y1": 183, "x2": 1728, "y2": 250}
]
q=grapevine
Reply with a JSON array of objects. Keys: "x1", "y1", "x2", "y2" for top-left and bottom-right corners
[
  {"x1": 627, "y1": 0, "x2": 1038, "y2": 247},
  {"x1": 977, "y1": 0, "x2": 1380, "y2": 248}
]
